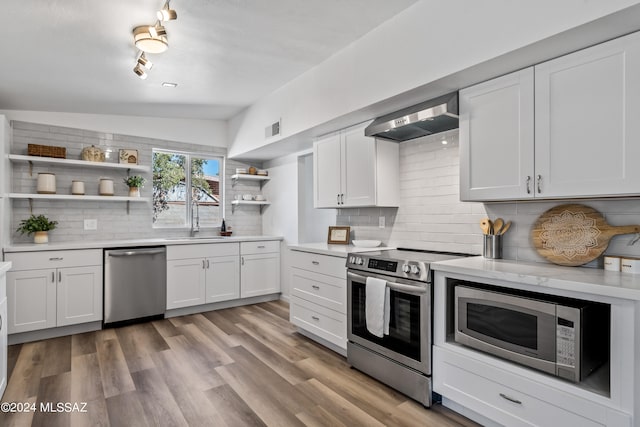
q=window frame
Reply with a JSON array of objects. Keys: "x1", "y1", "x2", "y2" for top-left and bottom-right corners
[{"x1": 152, "y1": 148, "x2": 226, "y2": 229}]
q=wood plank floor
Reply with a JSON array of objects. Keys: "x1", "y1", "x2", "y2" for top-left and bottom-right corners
[{"x1": 0, "y1": 300, "x2": 480, "y2": 427}]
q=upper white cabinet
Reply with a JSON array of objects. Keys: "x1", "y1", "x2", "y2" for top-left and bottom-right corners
[
  {"x1": 460, "y1": 31, "x2": 640, "y2": 201},
  {"x1": 459, "y1": 68, "x2": 534, "y2": 201},
  {"x1": 314, "y1": 122, "x2": 399, "y2": 208}
]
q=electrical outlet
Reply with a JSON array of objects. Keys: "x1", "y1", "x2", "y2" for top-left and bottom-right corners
[
  {"x1": 379, "y1": 216, "x2": 385, "y2": 228},
  {"x1": 84, "y1": 219, "x2": 97, "y2": 230}
]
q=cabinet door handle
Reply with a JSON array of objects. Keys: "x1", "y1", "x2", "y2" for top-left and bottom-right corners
[
  {"x1": 311, "y1": 261, "x2": 320, "y2": 265},
  {"x1": 337, "y1": 194, "x2": 340, "y2": 205},
  {"x1": 241, "y1": 257, "x2": 245, "y2": 266},
  {"x1": 0, "y1": 313, "x2": 3, "y2": 332},
  {"x1": 49, "y1": 257, "x2": 63, "y2": 261},
  {"x1": 51, "y1": 272, "x2": 55, "y2": 283},
  {"x1": 312, "y1": 285, "x2": 320, "y2": 290},
  {"x1": 206, "y1": 260, "x2": 210, "y2": 269},
  {"x1": 499, "y1": 393, "x2": 522, "y2": 405},
  {"x1": 341, "y1": 194, "x2": 344, "y2": 204},
  {"x1": 526, "y1": 176, "x2": 531, "y2": 194},
  {"x1": 311, "y1": 316, "x2": 320, "y2": 321},
  {"x1": 58, "y1": 271, "x2": 62, "y2": 282},
  {"x1": 202, "y1": 260, "x2": 206, "y2": 269},
  {"x1": 257, "y1": 245, "x2": 265, "y2": 249},
  {"x1": 537, "y1": 175, "x2": 542, "y2": 194}
]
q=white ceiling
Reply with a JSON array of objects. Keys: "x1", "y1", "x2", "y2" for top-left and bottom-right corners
[{"x1": 0, "y1": 0, "x2": 418, "y2": 120}]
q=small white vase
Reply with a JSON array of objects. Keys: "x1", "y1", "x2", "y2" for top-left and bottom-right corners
[
  {"x1": 34, "y1": 231, "x2": 49, "y2": 244},
  {"x1": 128, "y1": 187, "x2": 140, "y2": 197}
]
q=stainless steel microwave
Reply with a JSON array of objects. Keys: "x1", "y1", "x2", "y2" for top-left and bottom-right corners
[{"x1": 454, "y1": 285, "x2": 609, "y2": 382}]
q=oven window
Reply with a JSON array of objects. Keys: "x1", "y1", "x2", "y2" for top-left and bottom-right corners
[
  {"x1": 467, "y1": 303, "x2": 537, "y2": 350},
  {"x1": 351, "y1": 282, "x2": 421, "y2": 361}
]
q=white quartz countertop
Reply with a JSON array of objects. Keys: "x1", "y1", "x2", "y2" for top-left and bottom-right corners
[
  {"x1": 432, "y1": 256, "x2": 640, "y2": 301},
  {"x1": 288, "y1": 242, "x2": 396, "y2": 258},
  {"x1": 4, "y1": 235, "x2": 284, "y2": 253},
  {"x1": 0, "y1": 262, "x2": 11, "y2": 274}
]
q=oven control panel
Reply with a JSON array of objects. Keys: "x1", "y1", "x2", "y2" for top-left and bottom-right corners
[{"x1": 347, "y1": 256, "x2": 429, "y2": 281}]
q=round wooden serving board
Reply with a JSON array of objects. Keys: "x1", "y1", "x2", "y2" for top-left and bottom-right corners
[{"x1": 531, "y1": 204, "x2": 640, "y2": 266}]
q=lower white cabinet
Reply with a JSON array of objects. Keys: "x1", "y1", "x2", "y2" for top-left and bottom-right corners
[
  {"x1": 240, "y1": 241, "x2": 280, "y2": 298},
  {"x1": 4, "y1": 250, "x2": 102, "y2": 334},
  {"x1": 434, "y1": 346, "x2": 630, "y2": 427},
  {"x1": 166, "y1": 243, "x2": 240, "y2": 310},
  {"x1": 289, "y1": 249, "x2": 347, "y2": 350},
  {"x1": 0, "y1": 267, "x2": 8, "y2": 399}
]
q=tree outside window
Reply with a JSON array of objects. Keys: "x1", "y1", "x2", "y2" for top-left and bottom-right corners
[{"x1": 152, "y1": 150, "x2": 223, "y2": 227}]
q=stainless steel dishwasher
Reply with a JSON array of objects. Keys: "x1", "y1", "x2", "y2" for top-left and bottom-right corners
[{"x1": 104, "y1": 246, "x2": 166, "y2": 327}]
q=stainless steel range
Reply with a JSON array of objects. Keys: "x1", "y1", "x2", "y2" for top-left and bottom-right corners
[{"x1": 346, "y1": 249, "x2": 471, "y2": 407}]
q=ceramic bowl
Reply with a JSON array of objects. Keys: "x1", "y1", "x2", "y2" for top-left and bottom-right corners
[{"x1": 242, "y1": 194, "x2": 253, "y2": 201}]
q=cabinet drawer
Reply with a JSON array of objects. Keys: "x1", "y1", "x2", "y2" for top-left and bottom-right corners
[
  {"x1": 167, "y1": 243, "x2": 239, "y2": 260},
  {"x1": 290, "y1": 268, "x2": 345, "y2": 313},
  {"x1": 290, "y1": 250, "x2": 345, "y2": 279},
  {"x1": 290, "y1": 296, "x2": 346, "y2": 349},
  {"x1": 433, "y1": 347, "x2": 617, "y2": 427},
  {"x1": 240, "y1": 240, "x2": 280, "y2": 255},
  {"x1": 5, "y1": 249, "x2": 102, "y2": 271}
]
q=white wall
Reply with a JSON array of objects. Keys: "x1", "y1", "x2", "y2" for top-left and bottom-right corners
[
  {"x1": 0, "y1": 110, "x2": 228, "y2": 148},
  {"x1": 298, "y1": 153, "x2": 336, "y2": 243},
  {"x1": 262, "y1": 152, "x2": 301, "y2": 298},
  {"x1": 228, "y1": 0, "x2": 640, "y2": 158}
]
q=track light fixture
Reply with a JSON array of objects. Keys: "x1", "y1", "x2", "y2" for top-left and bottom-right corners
[
  {"x1": 157, "y1": 1, "x2": 178, "y2": 21},
  {"x1": 133, "y1": 64, "x2": 148, "y2": 80},
  {"x1": 149, "y1": 23, "x2": 167, "y2": 38},
  {"x1": 131, "y1": 1, "x2": 178, "y2": 80},
  {"x1": 137, "y1": 52, "x2": 153, "y2": 70},
  {"x1": 133, "y1": 25, "x2": 168, "y2": 53}
]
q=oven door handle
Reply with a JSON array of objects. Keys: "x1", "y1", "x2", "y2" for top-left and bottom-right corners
[{"x1": 347, "y1": 271, "x2": 427, "y2": 294}]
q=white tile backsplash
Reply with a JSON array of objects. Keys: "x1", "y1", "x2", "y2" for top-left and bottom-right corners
[
  {"x1": 338, "y1": 129, "x2": 640, "y2": 265},
  {"x1": 9, "y1": 121, "x2": 263, "y2": 243}
]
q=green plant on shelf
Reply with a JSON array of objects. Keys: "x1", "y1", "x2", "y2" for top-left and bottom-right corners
[
  {"x1": 16, "y1": 214, "x2": 58, "y2": 235},
  {"x1": 123, "y1": 175, "x2": 146, "y2": 188}
]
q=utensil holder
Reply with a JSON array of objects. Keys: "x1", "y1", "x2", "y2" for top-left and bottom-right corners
[{"x1": 483, "y1": 234, "x2": 503, "y2": 259}]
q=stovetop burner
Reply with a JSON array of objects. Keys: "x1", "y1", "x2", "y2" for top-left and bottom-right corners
[{"x1": 346, "y1": 248, "x2": 476, "y2": 282}]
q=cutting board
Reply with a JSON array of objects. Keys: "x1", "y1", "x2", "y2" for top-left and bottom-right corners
[{"x1": 531, "y1": 204, "x2": 640, "y2": 266}]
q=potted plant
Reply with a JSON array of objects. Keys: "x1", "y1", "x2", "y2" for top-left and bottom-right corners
[
  {"x1": 123, "y1": 175, "x2": 146, "y2": 197},
  {"x1": 16, "y1": 214, "x2": 58, "y2": 244}
]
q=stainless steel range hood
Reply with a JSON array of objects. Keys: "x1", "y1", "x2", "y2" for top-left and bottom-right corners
[{"x1": 365, "y1": 93, "x2": 458, "y2": 142}]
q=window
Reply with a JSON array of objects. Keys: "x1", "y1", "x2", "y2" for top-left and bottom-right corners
[{"x1": 152, "y1": 149, "x2": 224, "y2": 228}]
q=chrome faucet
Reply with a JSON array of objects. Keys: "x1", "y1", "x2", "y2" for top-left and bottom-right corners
[{"x1": 190, "y1": 199, "x2": 200, "y2": 236}]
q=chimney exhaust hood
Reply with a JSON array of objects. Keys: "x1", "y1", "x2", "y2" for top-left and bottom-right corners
[{"x1": 365, "y1": 92, "x2": 458, "y2": 142}]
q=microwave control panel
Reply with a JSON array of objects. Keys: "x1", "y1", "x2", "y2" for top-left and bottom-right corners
[{"x1": 556, "y1": 318, "x2": 576, "y2": 367}]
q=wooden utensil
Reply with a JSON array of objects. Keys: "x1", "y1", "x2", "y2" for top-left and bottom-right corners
[
  {"x1": 480, "y1": 218, "x2": 492, "y2": 235},
  {"x1": 499, "y1": 220, "x2": 512, "y2": 235},
  {"x1": 493, "y1": 218, "x2": 504, "y2": 235},
  {"x1": 531, "y1": 204, "x2": 640, "y2": 266}
]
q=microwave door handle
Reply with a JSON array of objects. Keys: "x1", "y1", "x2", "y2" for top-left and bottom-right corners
[{"x1": 347, "y1": 271, "x2": 426, "y2": 294}]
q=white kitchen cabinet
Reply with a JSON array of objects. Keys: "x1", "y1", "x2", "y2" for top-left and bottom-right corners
[
  {"x1": 166, "y1": 258, "x2": 206, "y2": 309},
  {"x1": 459, "y1": 68, "x2": 534, "y2": 201},
  {"x1": 313, "y1": 122, "x2": 399, "y2": 208},
  {"x1": 289, "y1": 249, "x2": 347, "y2": 351},
  {"x1": 166, "y1": 243, "x2": 240, "y2": 309},
  {"x1": 4, "y1": 250, "x2": 102, "y2": 334},
  {"x1": 240, "y1": 241, "x2": 280, "y2": 298},
  {"x1": 0, "y1": 264, "x2": 9, "y2": 399},
  {"x1": 432, "y1": 267, "x2": 636, "y2": 427},
  {"x1": 460, "y1": 31, "x2": 640, "y2": 201},
  {"x1": 206, "y1": 255, "x2": 240, "y2": 303}
]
